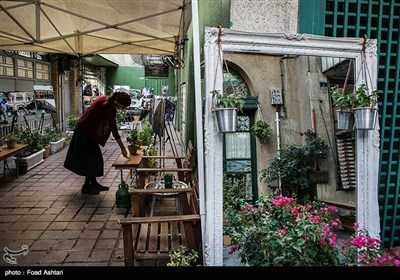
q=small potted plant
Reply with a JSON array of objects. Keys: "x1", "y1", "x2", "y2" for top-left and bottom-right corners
[
  {"x1": 250, "y1": 120, "x2": 271, "y2": 143},
  {"x1": 353, "y1": 83, "x2": 379, "y2": 130},
  {"x1": 330, "y1": 85, "x2": 355, "y2": 131},
  {"x1": 211, "y1": 84, "x2": 245, "y2": 133},
  {"x1": 126, "y1": 129, "x2": 140, "y2": 155},
  {"x1": 5, "y1": 132, "x2": 18, "y2": 148}
]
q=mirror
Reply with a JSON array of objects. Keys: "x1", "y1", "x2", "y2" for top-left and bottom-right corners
[{"x1": 202, "y1": 28, "x2": 379, "y2": 265}]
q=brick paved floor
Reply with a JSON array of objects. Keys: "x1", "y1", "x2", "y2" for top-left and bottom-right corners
[{"x1": 0, "y1": 134, "x2": 189, "y2": 267}]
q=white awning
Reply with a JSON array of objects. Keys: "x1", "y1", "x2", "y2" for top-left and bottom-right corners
[{"x1": 0, "y1": 0, "x2": 191, "y2": 56}]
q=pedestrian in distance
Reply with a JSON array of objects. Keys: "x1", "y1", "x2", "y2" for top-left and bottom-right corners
[{"x1": 64, "y1": 89, "x2": 131, "y2": 195}]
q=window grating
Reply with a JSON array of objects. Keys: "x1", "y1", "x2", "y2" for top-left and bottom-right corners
[{"x1": 324, "y1": 0, "x2": 400, "y2": 248}]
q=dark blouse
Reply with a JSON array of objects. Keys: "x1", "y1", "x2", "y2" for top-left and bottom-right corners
[{"x1": 78, "y1": 96, "x2": 120, "y2": 146}]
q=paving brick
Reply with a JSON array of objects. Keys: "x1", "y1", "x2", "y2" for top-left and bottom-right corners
[
  {"x1": 47, "y1": 222, "x2": 69, "y2": 230},
  {"x1": 39, "y1": 230, "x2": 62, "y2": 239},
  {"x1": 80, "y1": 230, "x2": 100, "y2": 239},
  {"x1": 41, "y1": 250, "x2": 68, "y2": 264},
  {"x1": 17, "y1": 230, "x2": 43, "y2": 240},
  {"x1": 94, "y1": 239, "x2": 117, "y2": 249},
  {"x1": 28, "y1": 221, "x2": 51, "y2": 230},
  {"x1": 74, "y1": 239, "x2": 96, "y2": 250},
  {"x1": 99, "y1": 230, "x2": 119, "y2": 239},
  {"x1": 58, "y1": 230, "x2": 82, "y2": 239},
  {"x1": 65, "y1": 250, "x2": 90, "y2": 262},
  {"x1": 52, "y1": 239, "x2": 76, "y2": 250},
  {"x1": 30, "y1": 239, "x2": 55, "y2": 250},
  {"x1": 88, "y1": 250, "x2": 112, "y2": 262}
]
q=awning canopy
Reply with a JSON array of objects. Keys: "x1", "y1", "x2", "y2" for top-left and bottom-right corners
[{"x1": 0, "y1": 0, "x2": 191, "y2": 56}]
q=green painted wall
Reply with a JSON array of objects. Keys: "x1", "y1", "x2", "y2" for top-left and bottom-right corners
[
  {"x1": 181, "y1": 0, "x2": 229, "y2": 146},
  {"x1": 106, "y1": 66, "x2": 145, "y2": 93}
]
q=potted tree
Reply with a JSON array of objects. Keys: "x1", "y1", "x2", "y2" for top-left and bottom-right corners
[
  {"x1": 126, "y1": 129, "x2": 140, "y2": 155},
  {"x1": 330, "y1": 85, "x2": 355, "y2": 131},
  {"x1": 211, "y1": 86, "x2": 245, "y2": 133},
  {"x1": 353, "y1": 83, "x2": 379, "y2": 130}
]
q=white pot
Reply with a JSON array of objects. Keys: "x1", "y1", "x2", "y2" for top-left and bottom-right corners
[
  {"x1": 50, "y1": 137, "x2": 66, "y2": 153},
  {"x1": 19, "y1": 149, "x2": 45, "y2": 170}
]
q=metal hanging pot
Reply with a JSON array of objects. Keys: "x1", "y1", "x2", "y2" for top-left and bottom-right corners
[
  {"x1": 354, "y1": 107, "x2": 378, "y2": 130},
  {"x1": 336, "y1": 110, "x2": 355, "y2": 131},
  {"x1": 214, "y1": 108, "x2": 237, "y2": 133}
]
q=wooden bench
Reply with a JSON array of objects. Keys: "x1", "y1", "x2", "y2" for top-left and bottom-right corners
[{"x1": 118, "y1": 178, "x2": 201, "y2": 266}]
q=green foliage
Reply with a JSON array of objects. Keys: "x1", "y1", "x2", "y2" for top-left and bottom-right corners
[
  {"x1": 340, "y1": 225, "x2": 400, "y2": 266},
  {"x1": 225, "y1": 193, "x2": 341, "y2": 266},
  {"x1": 260, "y1": 130, "x2": 328, "y2": 202},
  {"x1": 13, "y1": 127, "x2": 44, "y2": 157},
  {"x1": 5, "y1": 131, "x2": 18, "y2": 142},
  {"x1": 354, "y1": 83, "x2": 379, "y2": 108},
  {"x1": 167, "y1": 245, "x2": 199, "y2": 267},
  {"x1": 250, "y1": 120, "x2": 272, "y2": 143},
  {"x1": 44, "y1": 127, "x2": 63, "y2": 142},
  {"x1": 223, "y1": 174, "x2": 248, "y2": 210},
  {"x1": 330, "y1": 86, "x2": 354, "y2": 111},
  {"x1": 115, "y1": 110, "x2": 127, "y2": 126},
  {"x1": 67, "y1": 114, "x2": 79, "y2": 130},
  {"x1": 211, "y1": 89, "x2": 245, "y2": 110},
  {"x1": 138, "y1": 119, "x2": 153, "y2": 146},
  {"x1": 126, "y1": 129, "x2": 139, "y2": 145},
  {"x1": 145, "y1": 145, "x2": 158, "y2": 169}
]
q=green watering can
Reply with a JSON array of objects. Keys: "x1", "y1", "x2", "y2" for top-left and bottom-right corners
[{"x1": 116, "y1": 181, "x2": 131, "y2": 209}]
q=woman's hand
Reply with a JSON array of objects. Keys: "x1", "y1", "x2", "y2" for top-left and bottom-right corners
[
  {"x1": 116, "y1": 138, "x2": 129, "y2": 158},
  {"x1": 121, "y1": 147, "x2": 129, "y2": 158}
]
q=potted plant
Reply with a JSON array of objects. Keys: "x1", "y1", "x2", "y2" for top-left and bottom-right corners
[
  {"x1": 250, "y1": 120, "x2": 271, "y2": 143},
  {"x1": 44, "y1": 127, "x2": 65, "y2": 153},
  {"x1": 330, "y1": 85, "x2": 355, "y2": 131},
  {"x1": 353, "y1": 83, "x2": 379, "y2": 130},
  {"x1": 13, "y1": 128, "x2": 45, "y2": 172},
  {"x1": 133, "y1": 108, "x2": 142, "y2": 122},
  {"x1": 66, "y1": 114, "x2": 78, "y2": 138},
  {"x1": 126, "y1": 129, "x2": 140, "y2": 155},
  {"x1": 211, "y1": 85, "x2": 245, "y2": 133},
  {"x1": 5, "y1": 132, "x2": 18, "y2": 148}
]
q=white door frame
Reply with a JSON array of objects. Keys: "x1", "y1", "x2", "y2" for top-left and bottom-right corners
[{"x1": 203, "y1": 28, "x2": 380, "y2": 266}]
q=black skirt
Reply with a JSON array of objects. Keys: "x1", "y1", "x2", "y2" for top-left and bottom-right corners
[{"x1": 63, "y1": 124, "x2": 103, "y2": 177}]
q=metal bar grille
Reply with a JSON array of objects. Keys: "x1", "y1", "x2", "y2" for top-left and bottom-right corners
[{"x1": 301, "y1": 0, "x2": 400, "y2": 248}]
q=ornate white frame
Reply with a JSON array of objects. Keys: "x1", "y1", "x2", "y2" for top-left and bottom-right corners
[{"x1": 203, "y1": 28, "x2": 380, "y2": 266}]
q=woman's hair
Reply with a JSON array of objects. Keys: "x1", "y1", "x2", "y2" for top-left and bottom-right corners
[{"x1": 105, "y1": 89, "x2": 131, "y2": 107}]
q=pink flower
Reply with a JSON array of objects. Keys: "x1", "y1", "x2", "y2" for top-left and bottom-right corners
[{"x1": 228, "y1": 245, "x2": 238, "y2": 254}]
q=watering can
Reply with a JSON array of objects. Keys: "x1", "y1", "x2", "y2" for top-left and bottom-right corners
[{"x1": 116, "y1": 181, "x2": 131, "y2": 208}]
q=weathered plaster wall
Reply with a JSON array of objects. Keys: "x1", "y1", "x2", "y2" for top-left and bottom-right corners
[{"x1": 230, "y1": 0, "x2": 298, "y2": 33}]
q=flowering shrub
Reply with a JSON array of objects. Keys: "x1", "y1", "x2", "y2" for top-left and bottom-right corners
[
  {"x1": 225, "y1": 193, "x2": 341, "y2": 266},
  {"x1": 224, "y1": 193, "x2": 400, "y2": 266},
  {"x1": 340, "y1": 224, "x2": 400, "y2": 266}
]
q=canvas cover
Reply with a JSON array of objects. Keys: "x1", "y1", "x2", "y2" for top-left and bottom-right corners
[{"x1": 0, "y1": 0, "x2": 191, "y2": 55}]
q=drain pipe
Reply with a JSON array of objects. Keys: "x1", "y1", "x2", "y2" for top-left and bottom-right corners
[{"x1": 275, "y1": 107, "x2": 281, "y2": 193}]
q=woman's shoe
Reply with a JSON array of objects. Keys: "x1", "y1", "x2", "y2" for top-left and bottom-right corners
[
  {"x1": 92, "y1": 182, "x2": 109, "y2": 192},
  {"x1": 81, "y1": 184, "x2": 100, "y2": 195}
]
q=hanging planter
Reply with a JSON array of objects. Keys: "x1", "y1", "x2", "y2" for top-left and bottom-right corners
[
  {"x1": 214, "y1": 107, "x2": 237, "y2": 133},
  {"x1": 336, "y1": 110, "x2": 355, "y2": 131},
  {"x1": 353, "y1": 84, "x2": 379, "y2": 130},
  {"x1": 354, "y1": 107, "x2": 378, "y2": 130},
  {"x1": 330, "y1": 70, "x2": 355, "y2": 131},
  {"x1": 211, "y1": 89, "x2": 244, "y2": 133}
]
